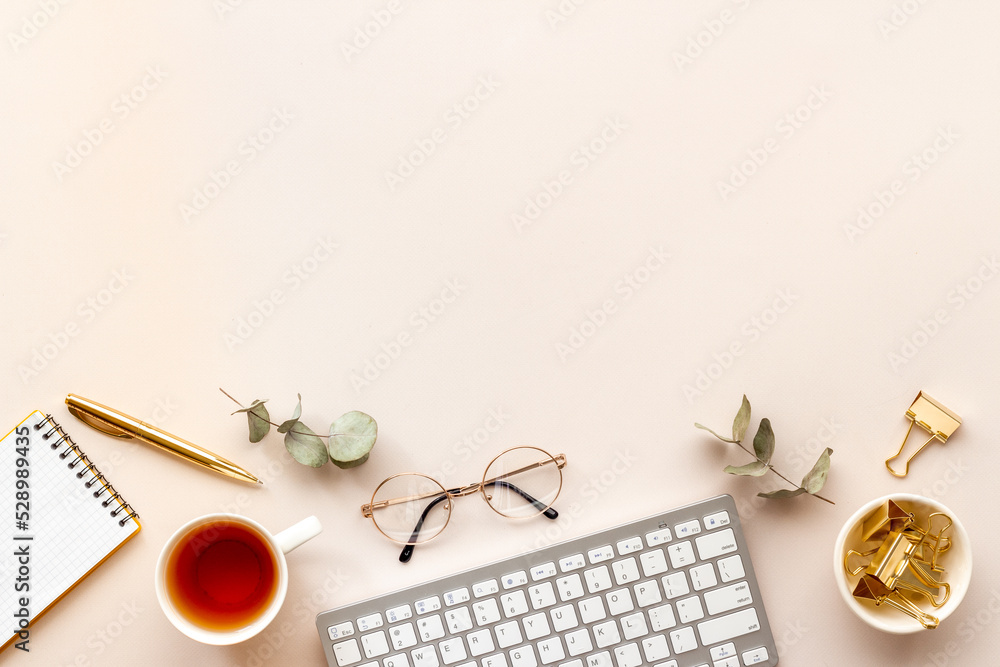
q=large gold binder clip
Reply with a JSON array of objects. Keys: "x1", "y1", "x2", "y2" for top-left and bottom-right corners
[
  {"x1": 885, "y1": 392, "x2": 961, "y2": 477},
  {"x1": 852, "y1": 575, "x2": 940, "y2": 629},
  {"x1": 865, "y1": 530, "x2": 951, "y2": 609}
]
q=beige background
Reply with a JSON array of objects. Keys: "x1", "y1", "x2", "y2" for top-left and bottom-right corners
[{"x1": 2, "y1": 2, "x2": 999, "y2": 665}]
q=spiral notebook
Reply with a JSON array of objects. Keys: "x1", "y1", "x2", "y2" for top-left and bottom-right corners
[{"x1": 1, "y1": 411, "x2": 140, "y2": 651}]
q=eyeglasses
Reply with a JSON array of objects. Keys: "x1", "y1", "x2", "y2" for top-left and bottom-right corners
[{"x1": 362, "y1": 447, "x2": 567, "y2": 563}]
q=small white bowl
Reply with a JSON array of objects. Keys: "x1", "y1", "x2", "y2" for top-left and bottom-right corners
[{"x1": 833, "y1": 493, "x2": 972, "y2": 634}]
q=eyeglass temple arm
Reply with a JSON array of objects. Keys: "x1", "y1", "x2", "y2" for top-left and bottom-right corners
[{"x1": 399, "y1": 481, "x2": 559, "y2": 564}]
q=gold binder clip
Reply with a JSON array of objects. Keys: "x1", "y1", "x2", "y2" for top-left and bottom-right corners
[
  {"x1": 865, "y1": 530, "x2": 950, "y2": 609},
  {"x1": 852, "y1": 575, "x2": 939, "y2": 629},
  {"x1": 885, "y1": 392, "x2": 961, "y2": 477}
]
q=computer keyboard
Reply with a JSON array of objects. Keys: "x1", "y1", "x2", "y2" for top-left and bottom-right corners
[{"x1": 316, "y1": 495, "x2": 778, "y2": 667}]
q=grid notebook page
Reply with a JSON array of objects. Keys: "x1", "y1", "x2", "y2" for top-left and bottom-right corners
[{"x1": 0, "y1": 411, "x2": 140, "y2": 651}]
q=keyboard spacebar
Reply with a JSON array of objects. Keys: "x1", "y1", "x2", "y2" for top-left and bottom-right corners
[{"x1": 697, "y1": 608, "x2": 761, "y2": 646}]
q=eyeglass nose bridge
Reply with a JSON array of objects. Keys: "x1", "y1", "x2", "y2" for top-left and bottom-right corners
[{"x1": 449, "y1": 482, "x2": 483, "y2": 498}]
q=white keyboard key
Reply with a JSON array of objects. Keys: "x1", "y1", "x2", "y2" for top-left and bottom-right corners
[
  {"x1": 612, "y1": 557, "x2": 640, "y2": 584},
  {"x1": 668, "y1": 626, "x2": 697, "y2": 654},
  {"x1": 588, "y1": 545, "x2": 615, "y2": 564},
  {"x1": 536, "y1": 636, "x2": 564, "y2": 665},
  {"x1": 593, "y1": 619, "x2": 621, "y2": 648},
  {"x1": 585, "y1": 651, "x2": 613, "y2": 667},
  {"x1": 358, "y1": 613, "x2": 383, "y2": 632},
  {"x1": 383, "y1": 653, "x2": 410, "y2": 667},
  {"x1": 559, "y1": 554, "x2": 586, "y2": 572},
  {"x1": 661, "y1": 572, "x2": 689, "y2": 599},
  {"x1": 481, "y1": 654, "x2": 508, "y2": 667},
  {"x1": 411, "y1": 645, "x2": 440, "y2": 667},
  {"x1": 616, "y1": 536, "x2": 643, "y2": 555},
  {"x1": 329, "y1": 621, "x2": 355, "y2": 640},
  {"x1": 445, "y1": 607, "x2": 473, "y2": 633},
  {"x1": 474, "y1": 579, "x2": 500, "y2": 598},
  {"x1": 529, "y1": 582, "x2": 557, "y2": 609},
  {"x1": 522, "y1": 612, "x2": 551, "y2": 640},
  {"x1": 495, "y1": 620, "x2": 523, "y2": 648},
  {"x1": 550, "y1": 604, "x2": 578, "y2": 632},
  {"x1": 645, "y1": 527, "x2": 672, "y2": 547},
  {"x1": 556, "y1": 574, "x2": 584, "y2": 601},
  {"x1": 531, "y1": 562, "x2": 557, "y2": 581},
  {"x1": 709, "y1": 642, "x2": 737, "y2": 661},
  {"x1": 641, "y1": 634, "x2": 670, "y2": 662},
  {"x1": 438, "y1": 637, "x2": 466, "y2": 665},
  {"x1": 584, "y1": 566, "x2": 613, "y2": 593},
  {"x1": 653, "y1": 662, "x2": 678, "y2": 667},
  {"x1": 648, "y1": 603, "x2": 677, "y2": 631},
  {"x1": 501, "y1": 591, "x2": 530, "y2": 618},
  {"x1": 633, "y1": 580, "x2": 662, "y2": 608},
  {"x1": 703, "y1": 511, "x2": 730, "y2": 530},
  {"x1": 717, "y1": 555, "x2": 745, "y2": 583},
  {"x1": 417, "y1": 614, "x2": 446, "y2": 642},
  {"x1": 565, "y1": 627, "x2": 593, "y2": 656},
  {"x1": 474, "y1": 598, "x2": 502, "y2": 626},
  {"x1": 361, "y1": 631, "x2": 389, "y2": 658},
  {"x1": 606, "y1": 588, "x2": 634, "y2": 615},
  {"x1": 742, "y1": 647, "x2": 769, "y2": 665},
  {"x1": 509, "y1": 645, "x2": 537, "y2": 667},
  {"x1": 444, "y1": 588, "x2": 470, "y2": 607},
  {"x1": 690, "y1": 563, "x2": 717, "y2": 591},
  {"x1": 387, "y1": 605, "x2": 413, "y2": 623},
  {"x1": 676, "y1": 596, "x2": 704, "y2": 623},
  {"x1": 620, "y1": 611, "x2": 648, "y2": 640},
  {"x1": 614, "y1": 643, "x2": 642, "y2": 667},
  {"x1": 415, "y1": 596, "x2": 441, "y2": 615},
  {"x1": 577, "y1": 597, "x2": 607, "y2": 623},
  {"x1": 666, "y1": 541, "x2": 695, "y2": 569},
  {"x1": 333, "y1": 638, "x2": 362, "y2": 666},
  {"x1": 389, "y1": 623, "x2": 417, "y2": 650},
  {"x1": 674, "y1": 520, "x2": 701, "y2": 537},
  {"x1": 694, "y1": 528, "x2": 737, "y2": 561},
  {"x1": 704, "y1": 581, "x2": 753, "y2": 615},
  {"x1": 502, "y1": 571, "x2": 528, "y2": 589},
  {"x1": 558, "y1": 662, "x2": 584, "y2": 667},
  {"x1": 467, "y1": 628, "x2": 495, "y2": 656},
  {"x1": 639, "y1": 549, "x2": 668, "y2": 577},
  {"x1": 696, "y1": 607, "x2": 760, "y2": 646},
  {"x1": 713, "y1": 657, "x2": 739, "y2": 667}
]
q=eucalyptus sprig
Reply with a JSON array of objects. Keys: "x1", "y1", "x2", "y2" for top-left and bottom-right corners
[
  {"x1": 695, "y1": 395, "x2": 834, "y2": 504},
  {"x1": 221, "y1": 388, "x2": 377, "y2": 469}
]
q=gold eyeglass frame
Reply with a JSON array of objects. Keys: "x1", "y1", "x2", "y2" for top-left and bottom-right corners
[{"x1": 361, "y1": 446, "x2": 567, "y2": 546}]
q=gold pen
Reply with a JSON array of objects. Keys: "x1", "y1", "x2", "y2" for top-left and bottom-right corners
[{"x1": 66, "y1": 394, "x2": 262, "y2": 485}]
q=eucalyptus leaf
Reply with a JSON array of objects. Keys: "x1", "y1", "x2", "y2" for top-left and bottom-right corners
[
  {"x1": 328, "y1": 411, "x2": 377, "y2": 469},
  {"x1": 757, "y1": 488, "x2": 806, "y2": 499},
  {"x1": 277, "y1": 418, "x2": 298, "y2": 434},
  {"x1": 290, "y1": 393, "x2": 303, "y2": 420},
  {"x1": 723, "y1": 461, "x2": 768, "y2": 477},
  {"x1": 232, "y1": 399, "x2": 270, "y2": 443},
  {"x1": 802, "y1": 447, "x2": 833, "y2": 494},
  {"x1": 695, "y1": 423, "x2": 736, "y2": 443},
  {"x1": 732, "y1": 395, "x2": 751, "y2": 441},
  {"x1": 283, "y1": 421, "x2": 327, "y2": 467},
  {"x1": 752, "y1": 418, "x2": 774, "y2": 465}
]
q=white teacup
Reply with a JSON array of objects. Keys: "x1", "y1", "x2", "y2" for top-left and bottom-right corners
[{"x1": 155, "y1": 513, "x2": 322, "y2": 645}]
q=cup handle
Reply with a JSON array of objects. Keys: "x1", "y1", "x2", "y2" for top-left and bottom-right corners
[{"x1": 274, "y1": 516, "x2": 322, "y2": 554}]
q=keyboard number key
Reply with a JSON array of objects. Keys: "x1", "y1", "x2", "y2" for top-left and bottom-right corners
[
  {"x1": 445, "y1": 607, "x2": 473, "y2": 633},
  {"x1": 361, "y1": 631, "x2": 389, "y2": 658},
  {"x1": 556, "y1": 573, "x2": 584, "y2": 601},
  {"x1": 417, "y1": 614, "x2": 446, "y2": 642},
  {"x1": 612, "y1": 557, "x2": 640, "y2": 584},
  {"x1": 389, "y1": 623, "x2": 417, "y2": 650},
  {"x1": 584, "y1": 565, "x2": 613, "y2": 593}
]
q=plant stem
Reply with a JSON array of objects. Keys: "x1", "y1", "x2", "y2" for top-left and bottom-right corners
[
  {"x1": 733, "y1": 440, "x2": 835, "y2": 505},
  {"x1": 220, "y1": 388, "x2": 331, "y2": 440}
]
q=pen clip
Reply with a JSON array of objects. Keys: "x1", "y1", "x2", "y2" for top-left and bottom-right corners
[{"x1": 67, "y1": 404, "x2": 134, "y2": 439}]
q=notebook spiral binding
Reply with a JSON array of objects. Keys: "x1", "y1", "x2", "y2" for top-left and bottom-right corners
[{"x1": 35, "y1": 414, "x2": 139, "y2": 527}]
